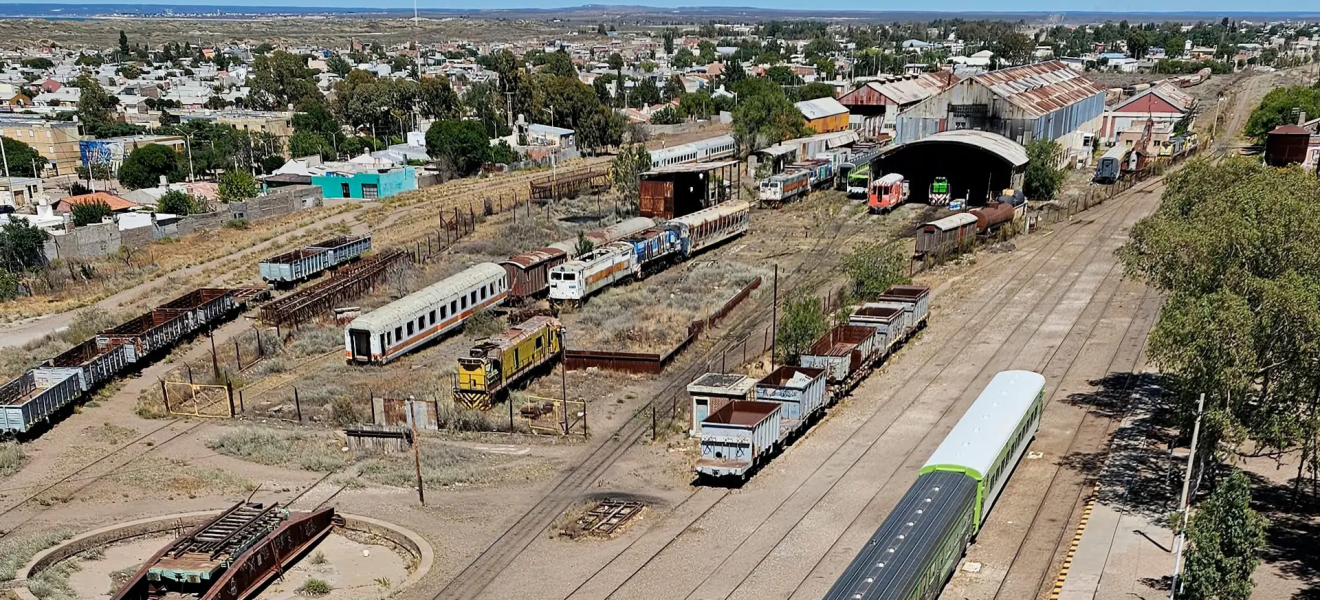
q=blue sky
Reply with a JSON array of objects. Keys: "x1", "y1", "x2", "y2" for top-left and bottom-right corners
[{"x1": 16, "y1": 0, "x2": 1316, "y2": 13}]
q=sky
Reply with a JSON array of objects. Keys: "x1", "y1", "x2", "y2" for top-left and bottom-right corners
[{"x1": 8, "y1": 0, "x2": 1317, "y2": 14}]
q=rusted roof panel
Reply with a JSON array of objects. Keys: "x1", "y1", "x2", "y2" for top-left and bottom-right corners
[{"x1": 972, "y1": 60, "x2": 1104, "y2": 119}]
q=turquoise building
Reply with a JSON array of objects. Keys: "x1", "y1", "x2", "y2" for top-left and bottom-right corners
[{"x1": 311, "y1": 165, "x2": 417, "y2": 200}]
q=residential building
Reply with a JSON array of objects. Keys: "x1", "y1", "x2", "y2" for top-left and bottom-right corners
[
  {"x1": 79, "y1": 135, "x2": 186, "y2": 175},
  {"x1": 0, "y1": 116, "x2": 82, "y2": 177},
  {"x1": 895, "y1": 60, "x2": 1105, "y2": 163},
  {"x1": 796, "y1": 96, "x2": 850, "y2": 134},
  {"x1": 53, "y1": 191, "x2": 138, "y2": 214},
  {"x1": 0, "y1": 177, "x2": 44, "y2": 208},
  {"x1": 310, "y1": 159, "x2": 417, "y2": 200},
  {"x1": 525, "y1": 124, "x2": 576, "y2": 148}
]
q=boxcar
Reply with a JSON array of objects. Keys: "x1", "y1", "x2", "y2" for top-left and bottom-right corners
[
  {"x1": 695, "y1": 401, "x2": 783, "y2": 479},
  {"x1": 501, "y1": 248, "x2": 568, "y2": 302},
  {"x1": 345, "y1": 263, "x2": 508, "y2": 365},
  {"x1": 668, "y1": 201, "x2": 750, "y2": 256},
  {"x1": 823, "y1": 370, "x2": 1045, "y2": 600},
  {"x1": 1, "y1": 369, "x2": 84, "y2": 435},
  {"x1": 44, "y1": 339, "x2": 131, "y2": 392},
  {"x1": 874, "y1": 285, "x2": 932, "y2": 330},
  {"x1": 915, "y1": 213, "x2": 978, "y2": 256},
  {"x1": 454, "y1": 316, "x2": 563, "y2": 408},
  {"x1": 754, "y1": 366, "x2": 828, "y2": 423},
  {"x1": 547, "y1": 243, "x2": 637, "y2": 303}
]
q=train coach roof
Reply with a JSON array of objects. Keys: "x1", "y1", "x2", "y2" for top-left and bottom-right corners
[
  {"x1": 923, "y1": 370, "x2": 1046, "y2": 479},
  {"x1": 349, "y1": 262, "x2": 505, "y2": 331},
  {"x1": 670, "y1": 201, "x2": 750, "y2": 226},
  {"x1": 874, "y1": 173, "x2": 905, "y2": 186},
  {"x1": 926, "y1": 213, "x2": 979, "y2": 231}
]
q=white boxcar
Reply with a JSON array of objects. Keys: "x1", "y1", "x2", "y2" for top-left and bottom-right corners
[
  {"x1": 345, "y1": 262, "x2": 508, "y2": 364},
  {"x1": 695, "y1": 401, "x2": 783, "y2": 479},
  {"x1": 547, "y1": 243, "x2": 637, "y2": 302},
  {"x1": 848, "y1": 303, "x2": 906, "y2": 351}
]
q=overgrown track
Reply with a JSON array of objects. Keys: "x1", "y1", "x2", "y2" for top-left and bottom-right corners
[
  {"x1": 556, "y1": 172, "x2": 1164, "y2": 600},
  {"x1": 433, "y1": 199, "x2": 878, "y2": 600}
]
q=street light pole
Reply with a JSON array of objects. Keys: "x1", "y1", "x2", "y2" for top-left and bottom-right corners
[
  {"x1": 1169, "y1": 392, "x2": 1206, "y2": 600},
  {"x1": 185, "y1": 134, "x2": 196, "y2": 182}
]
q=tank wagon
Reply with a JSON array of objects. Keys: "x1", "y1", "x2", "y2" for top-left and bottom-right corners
[
  {"x1": 2, "y1": 287, "x2": 258, "y2": 438},
  {"x1": 344, "y1": 263, "x2": 508, "y2": 365},
  {"x1": 454, "y1": 316, "x2": 563, "y2": 409},
  {"x1": 694, "y1": 285, "x2": 931, "y2": 481},
  {"x1": 259, "y1": 235, "x2": 372, "y2": 285},
  {"x1": 823, "y1": 370, "x2": 1045, "y2": 600}
]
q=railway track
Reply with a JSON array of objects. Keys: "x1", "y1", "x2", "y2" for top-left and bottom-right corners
[
  {"x1": 551, "y1": 173, "x2": 1166, "y2": 600},
  {"x1": 433, "y1": 198, "x2": 879, "y2": 600},
  {"x1": 0, "y1": 419, "x2": 205, "y2": 537}
]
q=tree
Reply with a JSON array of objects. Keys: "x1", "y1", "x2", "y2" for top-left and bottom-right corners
[
  {"x1": 0, "y1": 216, "x2": 49, "y2": 274},
  {"x1": 1118, "y1": 159, "x2": 1320, "y2": 476},
  {"x1": 72, "y1": 199, "x2": 114, "y2": 226},
  {"x1": 418, "y1": 76, "x2": 460, "y2": 120},
  {"x1": 0, "y1": 137, "x2": 48, "y2": 177},
  {"x1": 679, "y1": 91, "x2": 715, "y2": 120},
  {"x1": 663, "y1": 75, "x2": 685, "y2": 102},
  {"x1": 650, "y1": 106, "x2": 682, "y2": 125},
  {"x1": 844, "y1": 241, "x2": 910, "y2": 301},
  {"x1": 247, "y1": 50, "x2": 321, "y2": 110},
  {"x1": 117, "y1": 144, "x2": 181, "y2": 190},
  {"x1": 799, "y1": 82, "x2": 836, "y2": 101},
  {"x1": 672, "y1": 47, "x2": 695, "y2": 69},
  {"x1": 289, "y1": 130, "x2": 332, "y2": 160},
  {"x1": 663, "y1": 29, "x2": 675, "y2": 55},
  {"x1": 732, "y1": 78, "x2": 808, "y2": 153},
  {"x1": 1023, "y1": 139, "x2": 1066, "y2": 200},
  {"x1": 630, "y1": 78, "x2": 662, "y2": 108},
  {"x1": 1245, "y1": 86, "x2": 1320, "y2": 143},
  {"x1": 489, "y1": 140, "x2": 520, "y2": 165},
  {"x1": 611, "y1": 144, "x2": 652, "y2": 209},
  {"x1": 425, "y1": 120, "x2": 490, "y2": 176},
  {"x1": 218, "y1": 169, "x2": 259, "y2": 203},
  {"x1": 542, "y1": 52, "x2": 578, "y2": 79},
  {"x1": 74, "y1": 73, "x2": 116, "y2": 129},
  {"x1": 118, "y1": 30, "x2": 130, "y2": 57},
  {"x1": 1126, "y1": 30, "x2": 1151, "y2": 59},
  {"x1": 776, "y1": 291, "x2": 828, "y2": 362},
  {"x1": 157, "y1": 189, "x2": 204, "y2": 215},
  {"x1": 765, "y1": 65, "x2": 803, "y2": 86},
  {"x1": 117, "y1": 64, "x2": 141, "y2": 79},
  {"x1": 326, "y1": 54, "x2": 352, "y2": 78},
  {"x1": 20, "y1": 58, "x2": 54, "y2": 70},
  {"x1": 697, "y1": 40, "x2": 717, "y2": 65},
  {"x1": 995, "y1": 32, "x2": 1035, "y2": 65},
  {"x1": 1179, "y1": 471, "x2": 1268, "y2": 600}
]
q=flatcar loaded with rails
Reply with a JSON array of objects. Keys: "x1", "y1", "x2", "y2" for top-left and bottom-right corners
[
  {"x1": 454, "y1": 317, "x2": 563, "y2": 409},
  {"x1": 824, "y1": 370, "x2": 1045, "y2": 600}
]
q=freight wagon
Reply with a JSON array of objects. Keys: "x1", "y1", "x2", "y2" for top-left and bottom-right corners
[
  {"x1": 755, "y1": 365, "x2": 828, "y2": 429},
  {"x1": 848, "y1": 304, "x2": 907, "y2": 354},
  {"x1": 1, "y1": 369, "x2": 84, "y2": 435},
  {"x1": 259, "y1": 235, "x2": 371, "y2": 285},
  {"x1": 501, "y1": 248, "x2": 568, "y2": 303},
  {"x1": 44, "y1": 339, "x2": 132, "y2": 392},
  {"x1": 454, "y1": 316, "x2": 563, "y2": 408},
  {"x1": 157, "y1": 288, "x2": 237, "y2": 334},
  {"x1": 970, "y1": 201, "x2": 1016, "y2": 231},
  {"x1": 867, "y1": 173, "x2": 908, "y2": 214},
  {"x1": 824, "y1": 370, "x2": 1045, "y2": 600},
  {"x1": 914, "y1": 213, "x2": 979, "y2": 257},
  {"x1": 97, "y1": 310, "x2": 191, "y2": 362},
  {"x1": 669, "y1": 201, "x2": 750, "y2": 255},
  {"x1": 694, "y1": 401, "x2": 783, "y2": 479},
  {"x1": 799, "y1": 324, "x2": 885, "y2": 390},
  {"x1": 345, "y1": 263, "x2": 508, "y2": 365},
  {"x1": 545, "y1": 217, "x2": 658, "y2": 258},
  {"x1": 874, "y1": 285, "x2": 931, "y2": 330},
  {"x1": 758, "y1": 169, "x2": 811, "y2": 204}
]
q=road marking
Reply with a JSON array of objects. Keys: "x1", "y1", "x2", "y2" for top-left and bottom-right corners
[{"x1": 1049, "y1": 496, "x2": 1096, "y2": 600}]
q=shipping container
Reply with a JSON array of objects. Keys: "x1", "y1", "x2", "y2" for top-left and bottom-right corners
[
  {"x1": 695, "y1": 401, "x2": 783, "y2": 479},
  {"x1": 44, "y1": 339, "x2": 132, "y2": 392},
  {"x1": 799, "y1": 324, "x2": 883, "y2": 383},
  {"x1": 0, "y1": 369, "x2": 84, "y2": 435},
  {"x1": 97, "y1": 310, "x2": 191, "y2": 361}
]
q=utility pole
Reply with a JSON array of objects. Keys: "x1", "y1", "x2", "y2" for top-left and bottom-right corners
[
  {"x1": 0, "y1": 131, "x2": 9, "y2": 180},
  {"x1": 409, "y1": 396, "x2": 425, "y2": 506},
  {"x1": 770, "y1": 264, "x2": 778, "y2": 368},
  {"x1": 1169, "y1": 392, "x2": 1206, "y2": 600}
]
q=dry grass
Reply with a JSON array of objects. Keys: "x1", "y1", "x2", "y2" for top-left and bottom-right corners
[
  {"x1": 562, "y1": 260, "x2": 766, "y2": 352},
  {"x1": 0, "y1": 529, "x2": 74, "y2": 581},
  {"x1": 27, "y1": 561, "x2": 77, "y2": 600},
  {"x1": 84, "y1": 423, "x2": 138, "y2": 445},
  {"x1": 354, "y1": 442, "x2": 525, "y2": 489},
  {"x1": 0, "y1": 443, "x2": 24, "y2": 478},
  {"x1": 107, "y1": 564, "x2": 141, "y2": 595},
  {"x1": 207, "y1": 427, "x2": 349, "y2": 472},
  {"x1": 108, "y1": 457, "x2": 255, "y2": 497},
  {"x1": 0, "y1": 310, "x2": 124, "y2": 381}
]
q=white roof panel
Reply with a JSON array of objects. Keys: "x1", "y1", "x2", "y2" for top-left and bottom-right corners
[
  {"x1": 923, "y1": 370, "x2": 1046, "y2": 478},
  {"x1": 349, "y1": 262, "x2": 505, "y2": 331}
]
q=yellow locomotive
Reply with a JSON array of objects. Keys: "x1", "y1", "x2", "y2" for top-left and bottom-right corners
[{"x1": 454, "y1": 316, "x2": 563, "y2": 409}]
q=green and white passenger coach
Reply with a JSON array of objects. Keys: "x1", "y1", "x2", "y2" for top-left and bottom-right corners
[{"x1": 824, "y1": 370, "x2": 1046, "y2": 600}]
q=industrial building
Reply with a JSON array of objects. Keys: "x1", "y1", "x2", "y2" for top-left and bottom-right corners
[
  {"x1": 795, "y1": 96, "x2": 851, "y2": 134},
  {"x1": 875, "y1": 129, "x2": 1027, "y2": 205},
  {"x1": 894, "y1": 60, "x2": 1105, "y2": 163},
  {"x1": 639, "y1": 160, "x2": 741, "y2": 219},
  {"x1": 1098, "y1": 83, "x2": 1196, "y2": 146},
  {"x1": 837, "y1": 72, "x2": 960, "y2": 136}
]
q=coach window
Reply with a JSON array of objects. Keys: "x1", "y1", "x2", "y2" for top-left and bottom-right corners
[
  {"x1": 395, "y1": 326, "x2": 403, "y2": 340},
  {"x1": 450, "y1": 300, "x2": 457, "y2": 314},
  {"x1": 480, "y1": 286, "x2": 487, "y2": 300},
  {"x1": 461, "y1": 296, "x2": 468, "y2": 309},
  {"x1": 429, "y1": 310, "x2": 436, "y2": 325},
  {"x1": 407, "y1": 322, "x2": 414, "y2": 335},
  {"x1": 440, "y1": 305, "x2": 447, "y2": 319},
  {"x1": 470, "y1": 291, "x2": 477, "y2": 304}
]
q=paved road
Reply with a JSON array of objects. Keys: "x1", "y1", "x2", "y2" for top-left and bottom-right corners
[{"x1": 426, "y1": 170, "x2": 1170, "y2": 600}]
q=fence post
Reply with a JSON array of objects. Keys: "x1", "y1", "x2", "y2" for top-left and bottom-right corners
[
  {"x1": 227, "y1": 381, "x2": 236, "y2": 417},
  {"x1": 369, "y1": 389, "x2": 376, "y2": 424},
  {"x1": 652, "y1": 404, "x2": 657, "y2": 441},
  {"x1": 234, "y1": 338, "x2": 242, "y2": 371},
  {"x1": 294, "y1": 387, "x2": 303, "y2": 422},
  {"x1": 433, "y1": 395, "x2": 441, "y2": 430},
  {"x1": 160, "y1": 378, "x2": 170, "y2": 414},
  {"x1": 509, "y1": 393, "x2": 515, "y2": 433},
  {"x1": 239, "y1": 389, "x2": 245, "y2": 413}
]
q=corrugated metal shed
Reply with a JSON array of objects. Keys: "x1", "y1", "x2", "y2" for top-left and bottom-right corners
[
  {"x1": 795, "y1": 96, "x2": 848, "y2": 120},
  {"x1": 839, "y1": 73, "x2": 959, "y2": 108},
  {"x1": 974, "y1": 61, "x2": 1104, "y2": 118},
  {"x1": 901, "y1": 130, "x2": 1029, "y2": 166}
]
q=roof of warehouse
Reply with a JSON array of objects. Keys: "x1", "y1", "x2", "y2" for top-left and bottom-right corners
[
  {"x1": 923, "y1": 370, "x2": 1046, "y2": 477},
  {"x1": 972, "y1": 60, "x2": 1104, "y2": 119},
  {"x1": 643, "y1": 159, "x2": 740, "y2": 175},
  {"x1": 900, "y1": 130, "x2": 1029, "y2": 167},
  {"x1": 795, "y1": 96, "x2": 848, "y2": 120}
]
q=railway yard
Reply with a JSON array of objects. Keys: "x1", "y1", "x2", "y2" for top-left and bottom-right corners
[{"x1": 0, "y1": 64, "x2": 1309, "y2": 600}]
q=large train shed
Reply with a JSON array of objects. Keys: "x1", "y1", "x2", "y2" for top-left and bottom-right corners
[
  {"x1": 638, "y1": 160, "x2": 741, "y2": 219},
  {"x1": 873, "y1": 130, "x2": 1027, "y2": 205}
]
